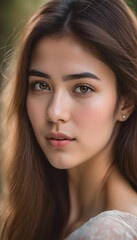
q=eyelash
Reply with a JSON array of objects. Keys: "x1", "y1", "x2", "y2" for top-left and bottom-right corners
[
  {"x1": 30, "y1": 81, "x2": 50, "y2": 91},
  {"x1": 29, "y1": 81, "x2": 95, "y2": 95},
  {"x1": 74, "y1": 83, "x2": 95, "y2": 94}
]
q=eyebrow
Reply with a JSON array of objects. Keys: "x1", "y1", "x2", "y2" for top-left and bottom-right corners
[
  {"x1": 28, "y1": 70, "x2": 51, "y2": 79},
  {"x1": 28, "y1": 70, "x2": 100, "y2": 81}
]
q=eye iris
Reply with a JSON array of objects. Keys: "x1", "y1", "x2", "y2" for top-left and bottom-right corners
[
  {"x1": 80, "y1": 86, "x2": 88, "y2": 93},
  {"x1": 40, "y1": 82, "x2": 47, "y2": 89}
]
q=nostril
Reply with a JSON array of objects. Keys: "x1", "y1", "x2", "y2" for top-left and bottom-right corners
[{"x1": 46, "y1": 107, "x2": 70, "y2": 123}]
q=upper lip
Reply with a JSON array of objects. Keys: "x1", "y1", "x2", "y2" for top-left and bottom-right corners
[{"x1": 46, "y1": 132, "x2": 75, "y2": 140}]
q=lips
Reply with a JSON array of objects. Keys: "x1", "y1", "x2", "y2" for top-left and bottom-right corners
[{"x1": 46, "y1": 132, "x2": 76, "y2": 147}]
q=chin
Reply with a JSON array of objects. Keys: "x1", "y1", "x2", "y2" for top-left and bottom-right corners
[
  {"x1": 47, "y1": 158, "x2": 76, "y2": 170},
  {"x1": 49, "y1": 161, "x2": 70, "y2": 170}
]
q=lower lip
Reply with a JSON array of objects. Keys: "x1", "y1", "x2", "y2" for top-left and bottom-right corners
[{"x1": 47, "y1": 139, "x2": 74, "y2": 147}]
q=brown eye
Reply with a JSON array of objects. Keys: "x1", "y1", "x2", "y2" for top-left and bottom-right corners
[
  {"x1": 39, "y1": 82, "x2": 49, "y2": 89},
  {"x1": 80, "y1": 86, "x2": 89, "y2": 93},
  {"x1": 33, "y1": 82, "x2": 50, "y2": 91},
  {"x1": 75, "y1": 85, "x2": 93, "y2": 94}
]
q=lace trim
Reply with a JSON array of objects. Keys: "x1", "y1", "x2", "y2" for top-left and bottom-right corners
[{"x1": 64, "y1": 210, "x2": 137, "y2": 239}]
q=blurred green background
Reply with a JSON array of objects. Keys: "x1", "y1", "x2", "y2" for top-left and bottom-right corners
[
  {"x1": 0, "y1": 0, "x2": 46, "y2": 80},
  {"x1": 0, "y1": 0, "x2": 137, "y2": 79}
]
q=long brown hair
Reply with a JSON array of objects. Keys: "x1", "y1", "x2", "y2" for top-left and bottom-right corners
[{"x1": 1, "y1": 0, "x2": 137, "y2": 239}]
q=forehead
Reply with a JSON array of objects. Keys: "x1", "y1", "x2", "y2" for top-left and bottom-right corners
[
  {"x1": 31, "y1": 34, "x2": 92, "y2": 60},
  {"x1": 30, "y1": 35, "x2": 116, "y2": 85}
]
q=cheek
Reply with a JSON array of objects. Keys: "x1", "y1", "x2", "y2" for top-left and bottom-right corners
[{"x1": 73, "y1": 94, "x2": 117, "y2": 133}]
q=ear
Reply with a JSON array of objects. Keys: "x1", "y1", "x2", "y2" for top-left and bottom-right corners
[{"x1": 117, "y1": 97, "x2": 135, "y2": 122}]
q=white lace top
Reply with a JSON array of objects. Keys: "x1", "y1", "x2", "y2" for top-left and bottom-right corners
[{"x1": 64, "y1": 210, "x2": 137, "y2": 240}]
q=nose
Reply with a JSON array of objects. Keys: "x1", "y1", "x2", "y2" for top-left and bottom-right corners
[{"x1": 46, "y1": 91, "x2": 70, "y2": 123}]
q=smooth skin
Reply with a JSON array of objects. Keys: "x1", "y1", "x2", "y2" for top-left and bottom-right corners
[{"x1": 27, "y1": 35, "x2": 137, "y2": 235}]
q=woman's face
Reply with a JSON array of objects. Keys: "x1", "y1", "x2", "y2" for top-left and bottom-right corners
[{"x1": 27, "y1": 35, "x2": 122, "y2": 169}]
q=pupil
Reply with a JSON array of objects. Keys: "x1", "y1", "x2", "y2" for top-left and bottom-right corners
[
  {"x1": 40, "y1": 83, "x2": 47, "y2": 89},
  {"x1": 81, "y1": 86, "x2": 88, "y2": 93}
]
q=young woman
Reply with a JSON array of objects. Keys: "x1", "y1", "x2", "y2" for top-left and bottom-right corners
[{"x1": 0, "y1": 0, "x2": 137, "y2": 239}]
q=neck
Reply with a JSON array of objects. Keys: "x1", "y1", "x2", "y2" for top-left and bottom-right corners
[{"x1": 67, "y1": 148, "x2": 114, "y2": 229}]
